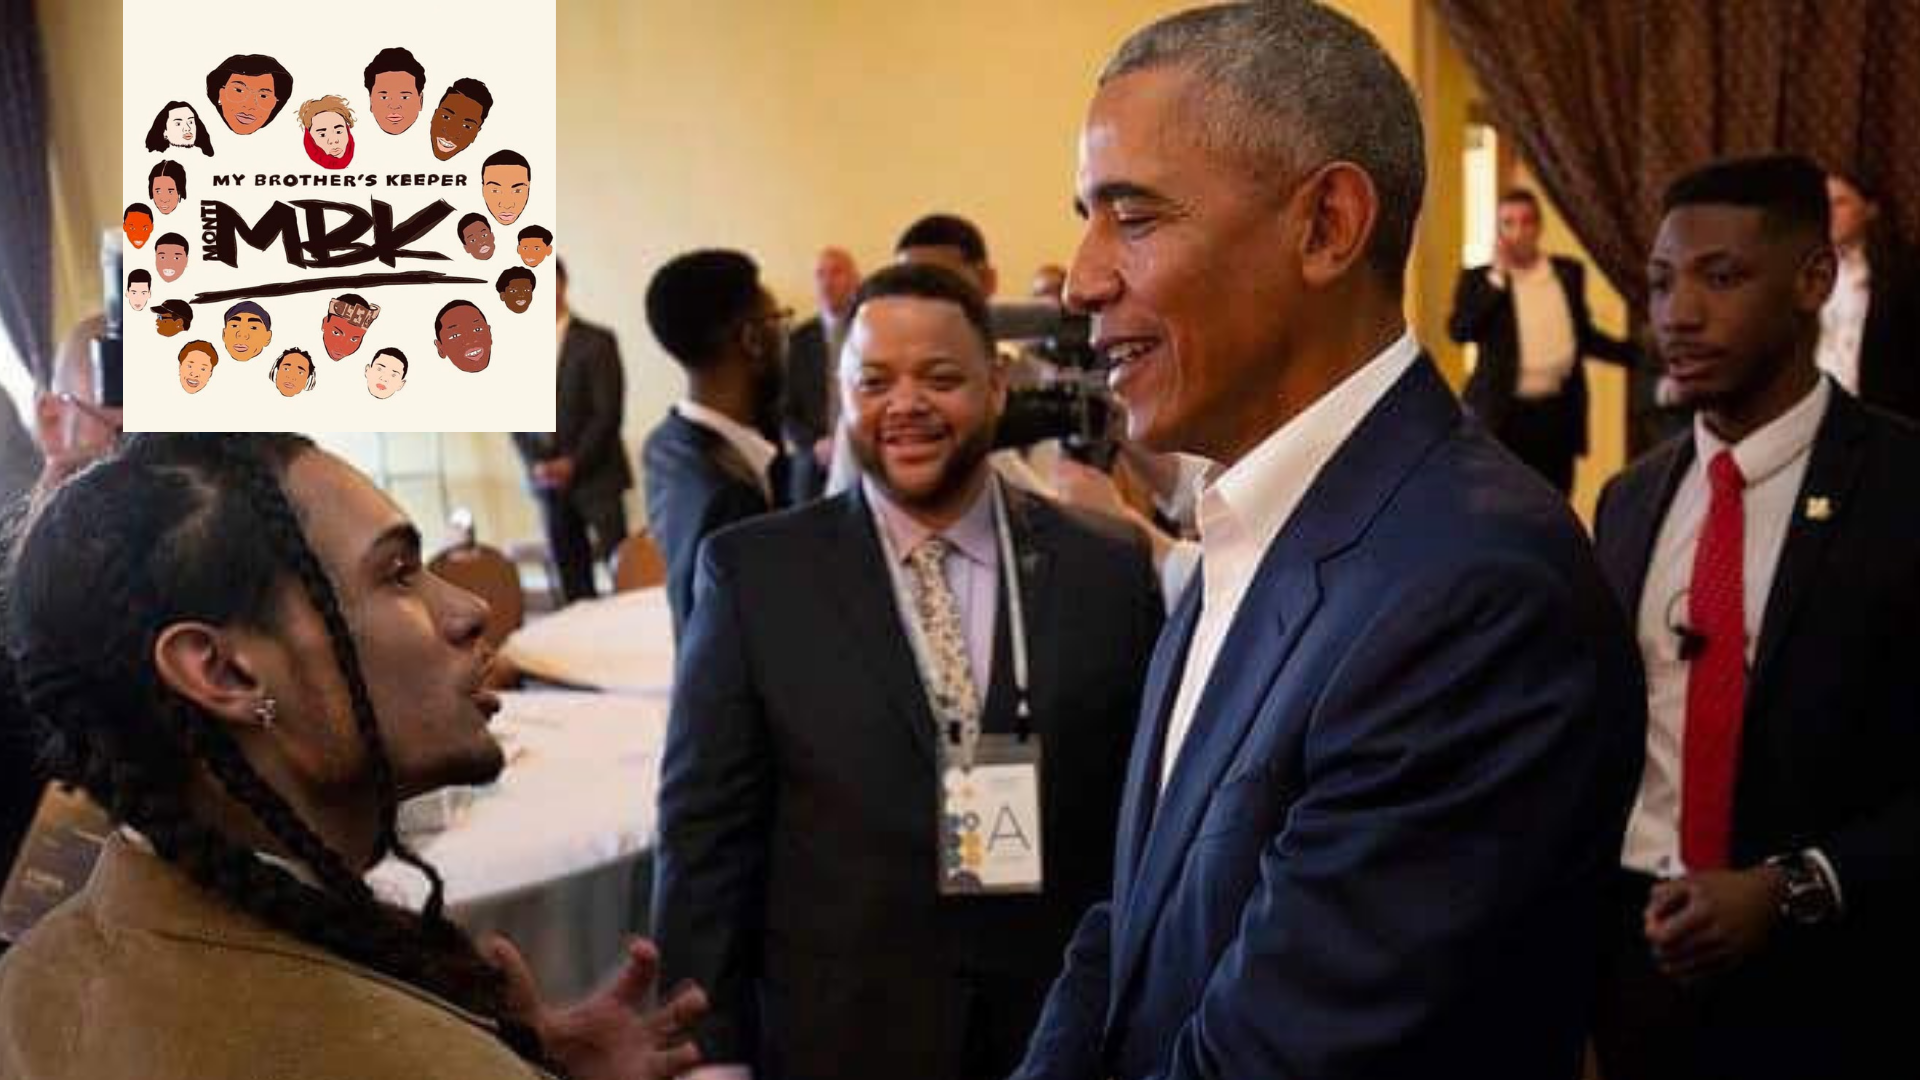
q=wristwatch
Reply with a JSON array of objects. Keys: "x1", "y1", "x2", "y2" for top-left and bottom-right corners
[{"x1": 1766, "y1": 852, "x2": 1838, "y2": 926}]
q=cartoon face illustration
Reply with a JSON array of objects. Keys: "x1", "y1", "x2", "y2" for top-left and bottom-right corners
[
  {"x1": 208, "y1": 54, "x2": 292, "y2": 135},
  {"x1": 497, "y1": 268, "x2": 536, "y2": 314},
  {"x1": 459, "y1": 214, "x2": 496, "y2": 260},
  {"x1": 221, "y1": 303, "x2": 273, "y2": 361},
  {"x1": 311, "y1": 110, "x2": 350, "y2": 158},
  {"x1": 481, "y1": 151, "x2": 531, "y2": 226},
  {"x1": 149, "y1": 161, "x2": 186, "y2": 214},
  {"x1": 153, "y1": 300, "x2": 192, "y2": 337},
  {"x1": 365, "y1": 47, "x2": 426, "y2": 135},
  {"x1": 146, "y1": 102, "x2": 214, "y2": 158},
  {"x1": 365, "y1": 348, "x2": 408, "y2": 399},
  {"x1": 167, "y1": 105, "x2": 198, "y2": 146},
  {"x1": 126, "y1": 272, "x2": 151, "y2": 311},
  {"x1": 430, "y1": 79, "x2": 491, "y2": 161},
  {"x1": 153, "y1": 235, "x2": 188, "y2": 282},
  {"x1": 434, "y1": 301, "x2": 493, "y2": 373},
  {"x1": 272, "y1": 349, "x2": 315, "y2": 397},
  {"x1": 320, "y1": 293, "x2": 380, "y2": 361},
  {"x1": 516, "y1": 226, "x2": 553, "y2": 267},
  {"x1": 178, "y1": 341, "x2": 217, "y2": 394},
  {"x1": 124, "y1": 206, "x2": 154, "y2": 248}
]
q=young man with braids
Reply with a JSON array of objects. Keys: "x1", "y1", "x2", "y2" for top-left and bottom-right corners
[{"x1": 0, "y1": 434, "x2": 705, "y2": 1079}]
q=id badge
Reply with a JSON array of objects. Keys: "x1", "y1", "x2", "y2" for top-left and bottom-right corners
[{"x1": 937, "y1": 734, "x2": 1044, "y2": 896}]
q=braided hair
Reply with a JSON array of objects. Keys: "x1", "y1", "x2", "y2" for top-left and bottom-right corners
[{"x1": 1, "y1": 434, "x2": 549, "y2": 1066}]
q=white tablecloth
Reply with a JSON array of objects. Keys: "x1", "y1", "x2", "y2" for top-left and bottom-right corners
[
  {"x1": 366, "y1": 689, "x2": 668, "y2": 996},
  {"x1": 499, "y1": 587, "x2": 677, "y2": 694}
]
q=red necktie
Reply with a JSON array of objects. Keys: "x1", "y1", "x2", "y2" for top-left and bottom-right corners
[{"x1": 1682, "y1": 450, "x2": 1747, "y2": 871}]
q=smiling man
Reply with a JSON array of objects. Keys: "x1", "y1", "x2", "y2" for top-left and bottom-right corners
[
  {"x1": 481, "y1": 150, "x2": 532, "y2": 227},
  {"x1": 124, "y1": 205, "x2": 154, "y2": 249},
  {"x1": 459, "y1": 213, "x2": 497, "y2": 260},
  {"x1": 221, "y1": 301, "x2": 273, "y2": 362},
  {"x1": 177, "y1": 339, "x2": 217, "y2": 395},
  {"x1": 205, "y1": 53, "x2": 293, "y2": 135},
  {"x1": 430, "y1": 78, "x2": 492, "y2": 161},
  {"x1": 365, "y1": 347, "x2": 408, "y2": 400},
  {"x1": 364, "y1": 46, "x2": 427, "y2": 135},
  {"x1": 434, "y1": 300, "x2": 493, "y2": 373},
  {"x1": 320, "y1": 294, "x2": 380, "y2": 361},
  {"x1": 496, "y1": 267, "x2": 536, "y2": 314},
  {"x1": 153, "y1": 234, "x2": 188, "y2": 283},
  {"x1": 516, "y1": 225, "x2": 553, "y2": 268}
]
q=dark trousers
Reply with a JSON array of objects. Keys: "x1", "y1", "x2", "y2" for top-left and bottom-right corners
[
  {"x1": 1498, "y1": 394, "x2": 1578, "y2": 494},
  {"x1": 535, "y1": 488, "x2": 627, "y2": 603}
]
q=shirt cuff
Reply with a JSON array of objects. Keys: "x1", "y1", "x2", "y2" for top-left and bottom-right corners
[{"x1": 1804, "y1": 847, "x2": 1845, "y2": 914}]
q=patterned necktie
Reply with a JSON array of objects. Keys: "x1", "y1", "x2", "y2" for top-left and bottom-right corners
[
  {"x1": 904, "y1": 537, "x2": 980, "y2": 745},
  {"x1": 1682, "y1": 449, "x2": 1747, "y2": 871}
]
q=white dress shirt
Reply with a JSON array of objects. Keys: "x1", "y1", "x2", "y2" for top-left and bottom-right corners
[
  {"x1": 1508, "y1": 258, "x2": 1578, "y2": 400},
  {"x1": 1621, "y1": 378, "x2": 1841, "y2": 900},
  {"x1": 1817, "y1": 245, "x2": 1871, "y2": 395},
  {"x1": 1160, "y1": 331, "x2": 1421, "y2": 791},
  {"x1": 675, "y1": 399, "x2": 779, "y2": 504}
]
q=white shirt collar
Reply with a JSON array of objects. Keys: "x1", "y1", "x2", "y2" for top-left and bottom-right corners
[
  {"x1": 676, "y1": 399, "x2": 780, "y2": 485},
  {"x1": 1198, "y1": 329, "x2": 1422, "y2": 558},
  {"x1": 1692, "y1": 376, "x2": 1830, "y2": 488}
]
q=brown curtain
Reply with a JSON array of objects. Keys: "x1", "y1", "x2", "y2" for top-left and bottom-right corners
[{"x1": 0, "y1": 0, "x2": 52, "y2": 384}]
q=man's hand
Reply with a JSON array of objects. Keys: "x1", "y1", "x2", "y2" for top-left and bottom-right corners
[
  {"x1": 546, "y1": 456, "x2": 577, "y2": 490},
  {"x1": 486, "y1": 934, "x2": 708, "y2": 1080},
  {"x1": 1643, "y1": 867, "x2": 1784, "y2": 984}
]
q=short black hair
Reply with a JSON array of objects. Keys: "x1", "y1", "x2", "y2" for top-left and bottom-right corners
[
  {"x1": 434, "y1": 299, "x2": 485, "y2": 337},
  {"x1": 363, "y1": 47, "x2": 425, "y2": 94},
  {"x1": 895, "y1": 213, "x2": 988, "y2": 265},
  {"x1": 205, "y1": 54, "x2": 295, "y2": 129},
  {"x1": 153, "y1": 299, "x2": 194, "y2": 329},
  {"x1": 1499, "y1": 187, "x2": 1540, "y2": 209},
  {"x1": 154, "y1": 232, "x2": 189, "y2": 251},
  {"x1": 442, "y1": 78, "x2": 494, "y2": 121},
  {"x1": 127, "y1": 269, "x2": 152, "y2": 287},
  {"x1": 148, "y1": 159, "x2": 188, "y2": 198},
  {"x1": 370, "y1": 347, "x2": 409, "y2": 378},
  {"x1": 1662, "y1": 154, "x2": 1830, "y2": 242},
  {"x1": 496, "y1": 267, "x2": 536, "y2": 291},
  {"x1": 271, "y1": 347, "x2": 317, "y2": 391},
  {"x1": 482, "y1": 149, "x2": 530, "y2": 181},
  {"x1": 849, "y1": 263, "x2": 994, "y2": 356},
  {"x1": 517, "y1": 225, "x2": 552, "y2": 244},
  {"x1": 457, "y1": 212, "x2": 490, "y2": 240},
  {"x1": 645, "y1": 249, "x2": 763, "y2": 370},
  {"x1": 125, "y1": 203, "x2": 153, "y2": 220}
]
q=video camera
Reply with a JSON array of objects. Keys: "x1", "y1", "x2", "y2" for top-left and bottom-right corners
[{"x1": 987, "y1": 300, "x2": 1121, "y2": 468}]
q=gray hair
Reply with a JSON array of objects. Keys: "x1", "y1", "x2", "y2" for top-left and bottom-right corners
[{"x1": 1102, "y1": 1, "x2": 1426, "y2": 281}]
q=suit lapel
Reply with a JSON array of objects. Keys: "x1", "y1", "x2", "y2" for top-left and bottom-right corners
[
  {"x1": 1002, "y1": 487, "x2": 1056, "y2": 732},
  {"x1": 1613, "y1": 439, "x2": 1694, "y2": 619},
  {"x1": 1749, "y1": 389, "x2": 1869, "y2": 699},
  {"x1": 1112, "y1": 578, "x2": 1203, "y2": 902},
  {"x1": 829, "y1": 488, "x2": 940, "y2": 764},
  {"x1": 1108, "y1": 355, "x2": 1463, "y2": 1010}
]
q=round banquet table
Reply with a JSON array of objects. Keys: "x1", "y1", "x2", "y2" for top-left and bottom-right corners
[
  {"x1": 367, "y1": 689, "x2": 667, "y2": 999},
  {"x1": 498, "y1": 586, "x2": 677, "y2": 694}
]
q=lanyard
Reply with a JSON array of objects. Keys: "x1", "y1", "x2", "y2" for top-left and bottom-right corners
[{"x1": 875, "y1": 476, "x2": 1033, "y2": 769}]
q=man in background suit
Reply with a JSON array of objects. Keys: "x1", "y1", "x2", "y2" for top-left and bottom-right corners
[
  {"x1": 512, "y1": 259, "x2": 633, "y2": 603},
  {"x1": 653, "y1": 264, "x2": 1162, "y2": 1080},
  {"x1": 641, "y1": 249, "x2": 787, "y2": 641},
  {"x1": 1450, "y1": 187, "x2": 1641, "y2": 492},
  {"x1": 781, "y1": 246, "x2": 859, "y2": 505},
  {"x1": 1820, "y1": 171, "x2": 1920, "y2": 422},
  {"x1": 1013, "y1": 6, "x2": 1644, "y2": 1079},
  {"x1": 1591, "y1": 154, "x2": 1920, "y2": 1080}
]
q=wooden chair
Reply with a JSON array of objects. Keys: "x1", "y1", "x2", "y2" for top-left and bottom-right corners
[
  {"x1": 428, "y1": 541, "x2": 525, "y2": 647},
  {"x1": 613, "y1": 531, "x2": 667, "y2": 592}
]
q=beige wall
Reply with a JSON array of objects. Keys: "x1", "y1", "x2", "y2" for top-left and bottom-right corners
[{"x1": 43, "y1": 0, "x2": 1480, "y2": 541}]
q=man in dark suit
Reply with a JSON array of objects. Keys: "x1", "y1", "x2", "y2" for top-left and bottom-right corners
[
  {"x1": 1012, "y1": 6, "x2": 1645, "y2": 1079},
  {"x1": 1450, "y1": 188, "x2": 1641, "y2": 492},
  {"x1": 1591, "y1": 154, "x2": 1920, "y2": 1080},
  {"x1": 652, "y1": 264, "x2": 1163, "y2": 1080},
  {"x1": 641, "y1": 249, "x2": 787, "y2": 641},
  {"x1": 512, "y1": 259, "x2": 633, "y2": 603},
  {"x1": 780, "y1": 246, "x2": 859, "y2": 505},
  {"x1": 1821, "y1": 171, "x2": 1920, "y2": 422}
]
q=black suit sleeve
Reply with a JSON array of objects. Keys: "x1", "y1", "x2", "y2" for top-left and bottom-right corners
[
  {"x1": 570, "y1": 330, "x2": 626, "y2": 478},
  {"x1": 664, "y1": 483, "x2": 769, "y2": 640},
  {"x1": 1447, "y1": 266, "x2": 1506, "y2": 345},
  {"x1": 653, "y1": 540, "x2": 774, "y2": 1065},
  {"x1": 1565, "y1": 262, "x2": 1641, "y2": 369}
]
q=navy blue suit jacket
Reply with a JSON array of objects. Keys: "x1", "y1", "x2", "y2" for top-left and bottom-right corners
[{"x1": 1014, "y1": 355, "x2": 1647, "y2": 1080}]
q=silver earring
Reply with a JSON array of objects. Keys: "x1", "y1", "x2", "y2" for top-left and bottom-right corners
[{"x1": 253, "y1": 696, "x2": 278, "y2": 729}]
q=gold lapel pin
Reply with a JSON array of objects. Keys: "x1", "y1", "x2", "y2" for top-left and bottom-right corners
[{"x1": 1805, "y1": 496, "x2": 1833, "y2": 521}]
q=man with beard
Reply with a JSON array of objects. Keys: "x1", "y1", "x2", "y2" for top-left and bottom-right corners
[
  {"x1": 653, "y1": 263, "x2": 1163, "y2": 1080},
  {"x1": 641, "y1": 249, "x2": 788, "y2": 639}
]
